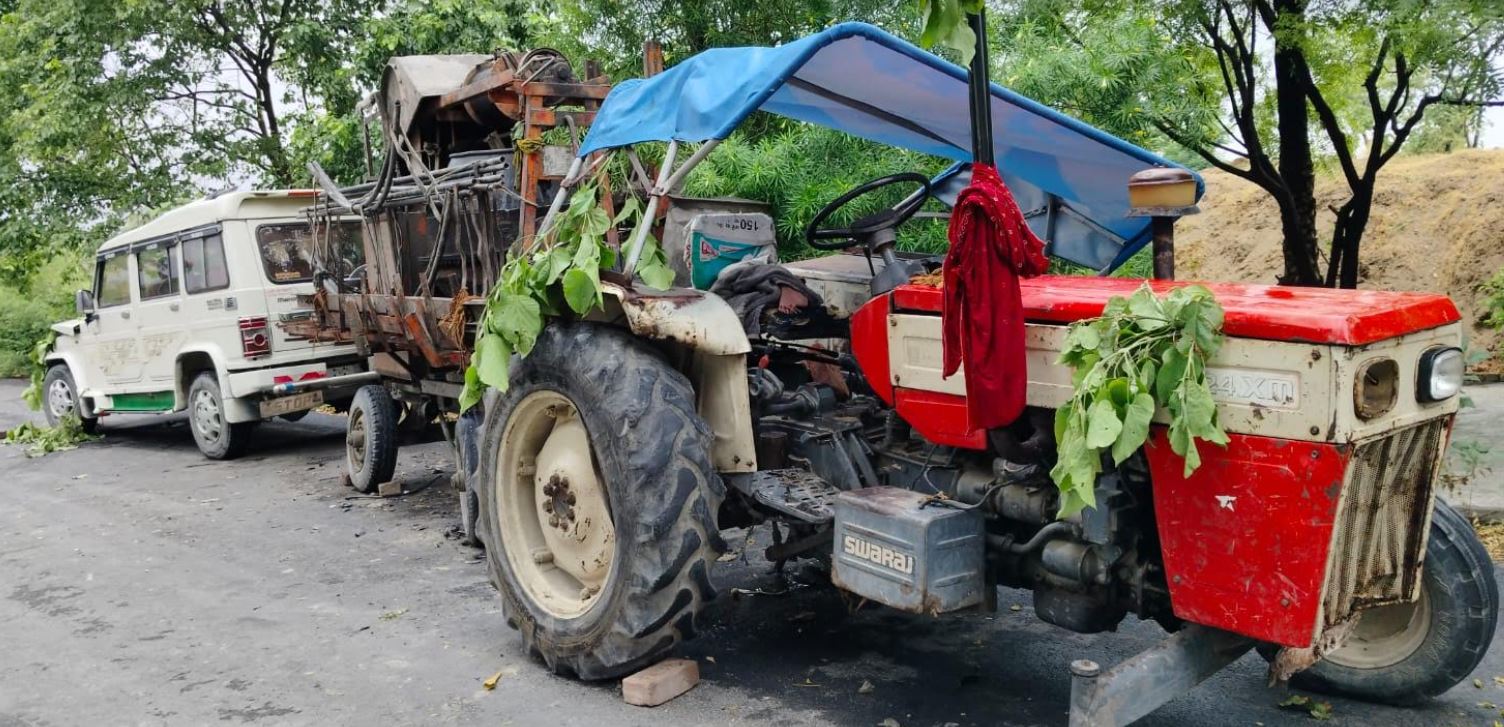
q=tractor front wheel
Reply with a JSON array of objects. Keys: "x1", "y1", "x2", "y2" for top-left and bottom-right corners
[
  {"x1": 478, "y1": 322, "x2": 724, "y2": 680},
  {"x1": 1266, "y1": 499, "x2": 1497, "y2": 704}
]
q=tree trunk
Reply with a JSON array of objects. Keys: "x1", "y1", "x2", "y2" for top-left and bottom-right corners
[
  {"x1": 1328, "y1": 187, "x2": 1374, "y2": 289},
  {"x1": 1271, "y1": 0, "x2": 1323, "y2": 287}
]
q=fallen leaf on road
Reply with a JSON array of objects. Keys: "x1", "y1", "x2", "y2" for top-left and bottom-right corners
[
  {"x1": 878, "y1": 719, "x2": 900, "y2": 727},
  {"x1": 379, "y1": 608, "x2": 408, "y2": 621},
  {"x1": 705, "y1": 656, "x2": 716, "y2": 664},
  {"x1": 1278, "y1": 695, "x2": 1333, "y2": 721},
  {"x1": 858, "y1": 680, "x2": 875, "y2": 695},
  {"x1": 482, "y1": 665, "x2": 519, "y2": 689},
  {"x1": 1009, "y1": 604, "x2": 1021, "y2": 612},
  {"x1": 717, "y1": 552, "x2": 740, "y2": 562}
]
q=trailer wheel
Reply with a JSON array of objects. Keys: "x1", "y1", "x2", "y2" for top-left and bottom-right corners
[
  {"x1": 189, "y1": 372, "x2": 252, "y2": 459},
  {"x1": 346, "y1": 385, "x2": 398, "y2": 494},
  {"x1": 477, "y1": 322, "x2": 725, "y2": 680},
  {"x1": 1262, "y1": 499, "x2": 1497, "y2": 704},
  {"x1": 42, "y1": 365, "x2": 99, "y2": 434}
]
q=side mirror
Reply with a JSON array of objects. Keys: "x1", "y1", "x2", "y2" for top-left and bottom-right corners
[{"x1": 75, "y1": 289, "x2": 95, "y2": 318}]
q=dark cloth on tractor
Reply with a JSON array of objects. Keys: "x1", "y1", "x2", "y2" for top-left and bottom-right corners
[
  {"x1": 710, "y1": 261, "x2": 825, "y2": 336},
  {"x1": 941, "y1": 163, "x2": 1050, "y2": 431}
]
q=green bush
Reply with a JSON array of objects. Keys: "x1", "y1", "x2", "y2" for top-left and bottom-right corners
[
  {"x1": 0, "y1": 253, "x2": 87, "y2": 378},
  {"x1": 681, "y1": 125, "x2": 953, "y2": 260},
  {"x1": 0, "y1": 293, "x2": 64, "y2": 377},
  {"x1": 1482, "y1": 267, "x2": 1504, "y2": 330}
]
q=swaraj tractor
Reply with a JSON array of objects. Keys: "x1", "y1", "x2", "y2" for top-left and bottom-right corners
[{"x1": 296, "y1": 22, "x2": 1497, "y2": 725}]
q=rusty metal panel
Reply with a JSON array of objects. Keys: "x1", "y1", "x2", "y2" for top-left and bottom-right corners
[{"x1": 1319, "y1": 418, "x2": 1445, "y2": 628}]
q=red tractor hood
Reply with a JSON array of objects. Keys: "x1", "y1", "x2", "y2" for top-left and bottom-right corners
[{"x1": 892, "y1": 275, "x2": 1460, "y2": 345}]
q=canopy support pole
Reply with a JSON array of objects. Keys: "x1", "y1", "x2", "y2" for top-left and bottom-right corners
[
  {"x1": 531, "y1": 156, "x2": 585, "y2": 249},
  {"x1": 621, "y1": 141, "x2": 678, "y2": 273},
  {"x1": 622, "y1": 139, "x2": 720, "y2": 275},
  {"x1": 967, "y1": 10, "x2": 994, "y2": 166}
]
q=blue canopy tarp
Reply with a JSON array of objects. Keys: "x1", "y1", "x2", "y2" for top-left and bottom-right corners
[{"x1": 578, "y1": 21, "x2": 1201, "y2": 272}]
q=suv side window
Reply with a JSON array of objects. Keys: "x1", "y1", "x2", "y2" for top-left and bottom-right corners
[
  {"x1": 95, "y1": 252, "x2": 132, "y2": 307},
  {"x1": 136, "y1": 243, "x2": 181, "y2": 300},
  {"x1": 183, "y1": 233, "x2": 230, "y2": 293},
  {"x1": 256, "y1": 221, "x2": 364, "y2": 284}
]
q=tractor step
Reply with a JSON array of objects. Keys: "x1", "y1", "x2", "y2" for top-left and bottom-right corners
[{"x1": 750, "y1": 469, "x2": 841, "y2": 524}]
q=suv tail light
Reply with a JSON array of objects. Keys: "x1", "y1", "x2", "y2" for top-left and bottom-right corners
[{"x1": 240, "y1": 316, "x2": 271, "y2": 358}]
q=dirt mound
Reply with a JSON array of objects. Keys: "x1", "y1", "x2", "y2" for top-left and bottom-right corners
[{"x1": 1175, "y1": 149, "x2": 1504, "y2": 364}]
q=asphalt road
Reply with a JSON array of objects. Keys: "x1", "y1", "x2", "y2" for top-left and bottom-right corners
[{"x1": 3, "y1": 378, "x2": 1503, "y2": 727}]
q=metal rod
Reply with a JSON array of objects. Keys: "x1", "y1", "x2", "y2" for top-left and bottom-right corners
[
  {"x1": 659, "y1": 139, "x2": 719, "y2": 193},
  {"x1": 1068, "y1": 625, "x2": 1252, "y2": 727},
  {"x1": 532, "y1": 156, "x2": 585, "y2": 248},
  {"x1": 622, "y1": 141, "x2": 678, "y2": 273},
  {"x1": 266, "y1": 371, "x2": 381, "y2": 396},
  {"x1": 1151, "y1": 217, "x2": 1175, "y2": 280},
  {"x1": 966, "y1": 11, "x2": 994, "y2": 166}
]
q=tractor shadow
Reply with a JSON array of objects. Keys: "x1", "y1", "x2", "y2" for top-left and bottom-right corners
[{"x1": 663, "y1": 525, "x2": 1462, "y2": 727}]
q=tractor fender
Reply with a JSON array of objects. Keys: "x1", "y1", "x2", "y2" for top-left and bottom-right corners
[
  {"x1": 594, "y1": 281, "x2": 757, "y2": 473},
  {"x1": 597, "y1": 280, "x2": 751, "y2": 356}
]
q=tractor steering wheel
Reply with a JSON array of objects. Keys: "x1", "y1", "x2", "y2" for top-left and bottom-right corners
[{"x1": 803, "y1": 172, "x2": 932, "y2": 251}]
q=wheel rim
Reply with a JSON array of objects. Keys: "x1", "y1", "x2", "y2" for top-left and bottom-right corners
[
  {"x1": 47, "y1": 379, "x2": 75, "y2": 420},
  {"x1": 495, "y1": 390, "x2": 616, "y2": 619},
  {"x1": 347, "y1": 407, "x2": 368, "y2": 472},
  {"x1": 1324, "y1": 588, "x2": 1432, "y2": 669},
  {"x1": 192, "y1": 388, "x2": 223, "y2": 443}
]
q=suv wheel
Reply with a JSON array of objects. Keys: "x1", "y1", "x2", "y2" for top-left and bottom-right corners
[
  {"x1": 345, "y1": 385, "x2": 398, "y2": 494},
  {"x1": 42, "y1": 365, "x2": 99, "y2": 433},
  {"x1": 189, "y1": 372, "x2": 252, "y2": 459}
]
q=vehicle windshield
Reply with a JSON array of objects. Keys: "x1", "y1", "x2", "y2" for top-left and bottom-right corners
[{"x1": 256, "y1": 221, "x2": 364, "y2": 284}]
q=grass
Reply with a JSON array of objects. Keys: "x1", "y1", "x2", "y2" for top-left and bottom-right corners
[{"x1": 1474, "y1": 520, "x2": 1504, "y2": 562}]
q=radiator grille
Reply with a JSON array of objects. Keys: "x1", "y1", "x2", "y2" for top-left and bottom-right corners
[{"x1": 1321, "y1": 419, "x2": 1445, "y2": 628}]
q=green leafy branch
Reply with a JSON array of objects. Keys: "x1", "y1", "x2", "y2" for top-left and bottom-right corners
[
  {"x1": 918, "y1": 0, "x2": 985, "y2": 66},
  {"x1": 458, "y1": 177, "x2": 674, "y2": 410},
  {"x1": 20, "y1": 330, "x2": 57, "y2": 412},
  {"x1": 1051, "y1": 284, "x2": 1230, "y2": 517},
  {"x1": 4, "y1": 416, "x2": 99, "y2": 457}
]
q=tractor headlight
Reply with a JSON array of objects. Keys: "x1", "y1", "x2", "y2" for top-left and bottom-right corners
[
  {"x1": 1417, "y1": 346, "x2": 1464, "y2": 402},
  {"x1": 1355, "y1": 358, "x2": 1398, "y2": 420}
]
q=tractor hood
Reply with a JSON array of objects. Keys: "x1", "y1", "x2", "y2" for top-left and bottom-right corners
[{"x1": 578, "y1": 21, "x2": 1201, "y2": 272}]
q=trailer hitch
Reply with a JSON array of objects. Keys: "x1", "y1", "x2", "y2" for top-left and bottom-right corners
[{"x1": 1067, "y1": 624, "x2": 1254, "y2": 727}]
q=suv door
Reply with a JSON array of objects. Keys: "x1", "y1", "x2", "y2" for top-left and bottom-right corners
[
  {"x1": 252, "y1": 219, "x2": 364, "y2": 356},
  {"x1": 76, "y1": 250, "x2": 143, "y2": 388},
  {"x1": 134, "y1": 237, "x2": 186, "y2": 388}
]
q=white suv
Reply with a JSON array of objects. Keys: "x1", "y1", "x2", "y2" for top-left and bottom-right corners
[{"x1": 41, "y1": 190, "x2": 372, "y2": 459}]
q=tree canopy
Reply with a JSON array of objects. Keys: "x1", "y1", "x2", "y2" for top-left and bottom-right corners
[{"x1": 0, "y1": 0, "x2": 1500, "y2": 290}]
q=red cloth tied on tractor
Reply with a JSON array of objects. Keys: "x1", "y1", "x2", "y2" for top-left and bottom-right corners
[{"x1": 941, "y1": 164, "x2": 1050, "y2": 430}]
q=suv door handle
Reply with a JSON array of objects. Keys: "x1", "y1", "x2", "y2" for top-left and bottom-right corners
[
  {"x1": 169, "y1": 301, "x2": 180, "y2": 311},
  {"x1": 121, "y1": 310, "x2": 131, "y2": 320}
]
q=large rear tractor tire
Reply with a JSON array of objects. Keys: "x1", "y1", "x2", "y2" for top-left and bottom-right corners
[
  {"x1": 477, "y1": 322, "x2": 725, "y2": 680},
  {"x1": 1263, "y1": 499, "x2": 1497, "y2": 704}
]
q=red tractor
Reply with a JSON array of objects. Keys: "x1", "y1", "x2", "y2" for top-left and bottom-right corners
[{"x1": 303, "y1": 22, "x2": 1495, "y2": 726}]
